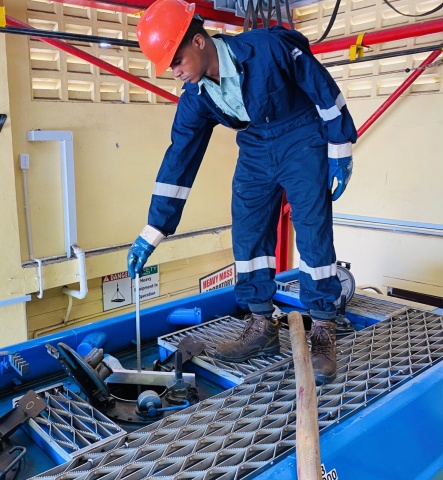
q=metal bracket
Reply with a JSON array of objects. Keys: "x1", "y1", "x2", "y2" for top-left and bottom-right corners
[
  {"x1": 350, "y1": 33, "x2": 366, "y2": 61},
  {"x1": 0, "y1": 391, "x2": 46, "y2": 442}
]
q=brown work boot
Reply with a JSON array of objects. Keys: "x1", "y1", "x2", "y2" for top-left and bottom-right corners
[
  {"x1": 308, "y1": 320, "x2": 337, "y2": 385},
  {"x1": 215, "y1": 314, "x2": 281, "y2": 363}
]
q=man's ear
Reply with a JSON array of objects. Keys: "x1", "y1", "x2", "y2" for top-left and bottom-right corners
[{"x1": 193, "y1": 33, "x2": 206, "y2": 50}]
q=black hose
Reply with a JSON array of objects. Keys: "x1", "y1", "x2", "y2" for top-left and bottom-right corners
[{"x1": 1, "y1": 25, "x2": 138, "y2": 48}]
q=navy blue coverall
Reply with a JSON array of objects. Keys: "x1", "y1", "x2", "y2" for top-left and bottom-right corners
[{"x1": 144, "y1": 26, "x2": 358, "y2": 320}]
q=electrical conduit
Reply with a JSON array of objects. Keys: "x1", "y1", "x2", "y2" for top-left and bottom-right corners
[{"x1": 22, "y1": 165, "x2": 44, "y2": 298}]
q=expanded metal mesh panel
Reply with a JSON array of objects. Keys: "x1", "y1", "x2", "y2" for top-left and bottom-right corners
[
  {"x1": 276, "y1": 279, "x2": 409, "y2": 320},
  {"x1": 158, "y1": 316, "x2": 294, "y2": 386},
  {"x1": 22, "y1": 384, "x2": 125, "y2": 459},
  {"x1": 32, "y1": 309, "x2": 443, "y2": 480},
  {"x1": 346, "y1": 293, "x2": 409, "y2": 320}
]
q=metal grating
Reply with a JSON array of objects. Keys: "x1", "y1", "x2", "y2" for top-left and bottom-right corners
[
  {"x1": 32, "y1": 308, "x2": 443, "y2": 480},
  {"x1": 275, "y1": 279, "x2": 410, "y2": 320},
  {"x1": 158, "y1": 316, "x2": 294, "y2": 386},
  {"x1": 19, "y1": 384, "x2": 125, "y2": 461},
  {"x1": 346, "y1": 293, "x2": 409, "y2": 321}
]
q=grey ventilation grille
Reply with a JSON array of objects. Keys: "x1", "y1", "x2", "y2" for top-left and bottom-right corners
[{"x1": 31, "y1": 308, "x2": 443, "y2": 480}]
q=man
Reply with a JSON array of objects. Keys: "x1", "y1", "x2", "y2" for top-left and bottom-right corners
[{"x1": 128, "y1": 0, "x2": 358, "y2": 385}]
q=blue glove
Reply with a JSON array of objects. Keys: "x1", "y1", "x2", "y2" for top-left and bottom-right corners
[
  {"x1": 328, "y1": 156, "x2": 353, "y2": 201},
  {"x1": 127, "y1": 235, "x2": 156, "y2": 279}
]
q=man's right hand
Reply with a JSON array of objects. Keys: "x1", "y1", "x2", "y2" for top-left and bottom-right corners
[{"x1": 127, "y1": 235, "x2": 156, "y2": 279}]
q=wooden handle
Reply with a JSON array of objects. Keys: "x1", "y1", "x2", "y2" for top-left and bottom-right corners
[{"x1": 288, "y1": 311, "x2": 322, "y2": 480}]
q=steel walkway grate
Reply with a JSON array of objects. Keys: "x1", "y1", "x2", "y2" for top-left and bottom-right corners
[
  {"x1": 18, "y1": 384, "x2": 125, "y2": 462},
  {"x1": 158, "y1": 316, "x2": 294, "y2": 386},
  {"x1": 275, "y1": 279, "x2": 409, "y2": 321},
  {"x1": 345, "y1": 293, "x2": 409, "y2": 321},
  {"x1": 31, "y1": 309, "x2": 443, "y2": 480}
]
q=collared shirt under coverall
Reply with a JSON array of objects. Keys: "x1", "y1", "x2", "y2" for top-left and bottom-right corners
[{"x1": 142, "y1": 26, "x2": 358, "y2": 320}]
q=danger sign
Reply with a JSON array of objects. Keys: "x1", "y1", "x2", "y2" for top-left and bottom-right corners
[
  {"x1": 102, "y1": 271, "x2": 132, "y2": 311},
  {"x1": 199, "y1": 264, "x2": 236, "y2": 293}
]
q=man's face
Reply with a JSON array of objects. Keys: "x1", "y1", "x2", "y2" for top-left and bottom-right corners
[{"x1": 170, "y1": 34, "x2": 208, "y2": 84}]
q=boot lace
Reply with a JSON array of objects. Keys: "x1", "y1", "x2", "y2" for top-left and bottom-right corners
[
  {"x1": 309, "y1": 324, "x2": 333, "y2": 358},
  {"x1": 238, "y1": 315, "x2": 264, "y2": 343}
]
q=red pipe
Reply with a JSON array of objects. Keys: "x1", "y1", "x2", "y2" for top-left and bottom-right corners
[
  {"x1": 358, "y1": 48, "x2": 442, "y2": 137},
  {"x1": 5, "y1": 15, "x2": 180, "y2": 104},
  {"x1": 311, "y1": 19, "x2": 443, "y2": 55},
  {"x1": 276, "y1": 191, "x2": 291, "y2": 273}
]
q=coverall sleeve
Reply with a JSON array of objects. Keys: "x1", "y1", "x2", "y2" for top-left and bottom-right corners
[
  {"x1": 278, "y1": 30, "x2": 357, "y2": 147},
  {"x1": 147, "y1": 92, "x2": 218, "y2": 236}
]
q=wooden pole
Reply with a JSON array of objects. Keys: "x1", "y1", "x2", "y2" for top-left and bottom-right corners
[{"x1": 288, "y1": 311, "x2": 322, "y2": 480}]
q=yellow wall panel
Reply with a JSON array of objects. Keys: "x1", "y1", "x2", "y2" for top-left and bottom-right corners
[{"x1": 27, "y1": 248, "x2": 234, "y2": 339}]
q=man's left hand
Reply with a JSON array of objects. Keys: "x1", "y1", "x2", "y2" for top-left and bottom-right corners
[{"x1": 328, "y1": 156, "x2": 353, "y2": 201}]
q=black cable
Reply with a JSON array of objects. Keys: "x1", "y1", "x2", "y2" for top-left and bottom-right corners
[
  {"x1": 321, "y1": 43, "x2": 443, "y2": 68},
  {"x1": 383, "y1": 0, "x2": 443, "y2": 17},
  {"x1": 257, "y1": 0, "x2": 268, "y2": 28},
  {"x1": 275, "y1": 0, "x2": 284, "y2": 26},
  {"x1": 252, "y1": 1, "x2": 259, "y2": 30},
  {"x1": 1, "y1": 25, "x2": 139, "y2": 48},
  {"x1": 284, "y1": 0, "x2": 295, "y2": 30},
  {"x1": 267, "y1": 3, "x2": 274, "y2": 28},
  {"x1": 312, "y1": 0, "x2": 342, "y2": 44},
  {"x1": 242, "y1": 0, "x2": 251, "y2": 31}
]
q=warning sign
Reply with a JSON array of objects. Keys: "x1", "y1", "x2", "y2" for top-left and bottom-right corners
[
  {"x1": 102, "y1": 271, "x2": 133, "y2": 311},
  {"x1": 199, "y1": 264, "x2": 236, "y2": 293},
  {"x1": 132, "y1": 265, "x2": 160, "y2": 303}
]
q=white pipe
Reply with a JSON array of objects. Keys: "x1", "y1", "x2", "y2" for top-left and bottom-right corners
[
  {"x1": 22, "y1": 164, "x2": 44, "y2": 298},
  {"x1": 61, "y1": 245, "x2": 88, "y2": 300},
  {"x1": 34, "y1": 258, "x2": 43, "y2": 299}
]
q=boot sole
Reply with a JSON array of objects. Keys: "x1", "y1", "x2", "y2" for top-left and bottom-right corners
[
  {"x1": 314, "y1": 372, "x2": 336, "y2": 386},
  {"x1": 214, "y1": 346, "x2": 280, "y2": 363}
]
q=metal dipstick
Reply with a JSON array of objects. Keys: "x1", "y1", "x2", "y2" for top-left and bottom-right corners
[{"x1": 135, "y1": 273, "x2": 141, "y2": 372}]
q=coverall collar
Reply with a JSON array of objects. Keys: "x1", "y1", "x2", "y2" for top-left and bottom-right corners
[{"x1": 197, "y1": 37, "x2": 239, "y2": 94}]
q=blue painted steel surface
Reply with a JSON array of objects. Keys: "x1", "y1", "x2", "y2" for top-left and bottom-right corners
[
  {"x1": 253, "y1": 362, "x2": 443, "y2": 480},
  {"x1": 0, "y1": 270, "x2": 298, "y2": 392},
  {"x1": 0, "y1": 285, "x2": 239, "y2": 391},
  {"x1": 0, "y1": 268, "x2": 441, "y2": 480}
]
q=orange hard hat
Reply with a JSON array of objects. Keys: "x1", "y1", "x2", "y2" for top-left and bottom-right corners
[{"x1": 136, "y1": 0, "x2": 196, "y2": 75}]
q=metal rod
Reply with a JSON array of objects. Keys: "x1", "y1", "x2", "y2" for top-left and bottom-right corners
[
  {"x1": 288, "y1": 311, "x2": 321, "y2": 480},
  {"x1": 135, "y1": 273, "x2": 141, "y2": 373},
  {"x1": 21, "y1": 224, "x2": 232, "y2": 268},
  {"x1": 357, "y1": 48, "x2": 443, "y2": 137}
]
